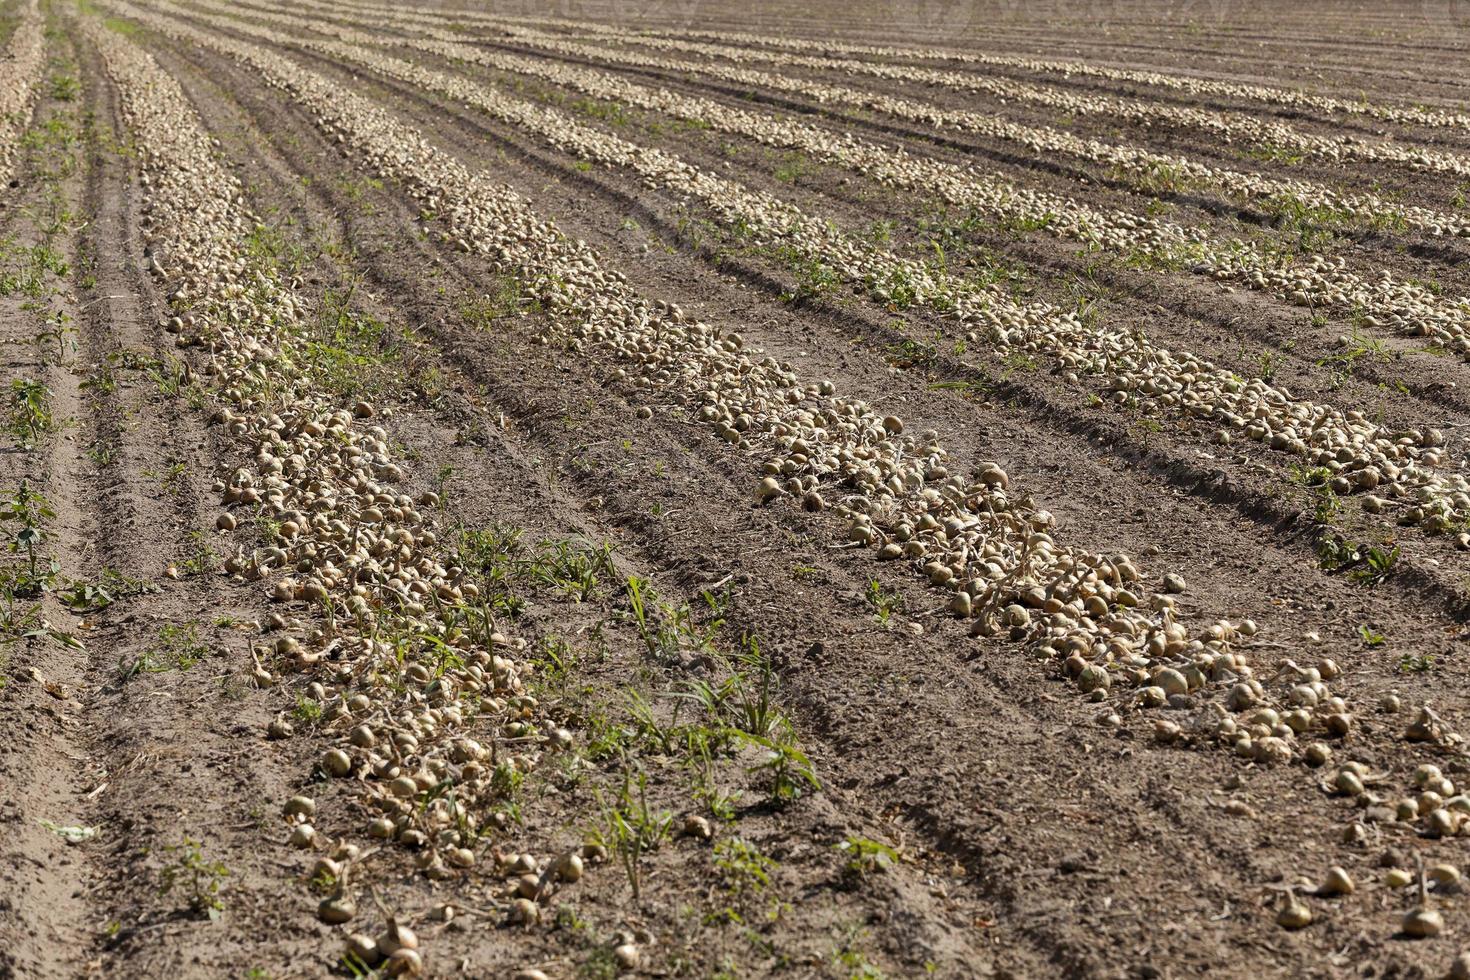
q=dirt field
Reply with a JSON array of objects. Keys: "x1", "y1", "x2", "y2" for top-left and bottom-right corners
[{"x1": 5, "y1": 0, "x2": 1470, "y2": 977}]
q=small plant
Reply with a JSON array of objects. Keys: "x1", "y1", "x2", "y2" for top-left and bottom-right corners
[
  {"x1": 453, "y1": 523, "x2": 526, "y2": 617},
  {"x1": 1318, "y1": 327, "x2": 1393, "y2": 387},
  {"x1": 725, "y1": 634, "x2": 782, "y2": 738},
  {"x1": 8, "y1": 379, "x2": 54, "y2": 448},
  {"x1": 175, "y1": 531, "x2": 220, "y2": 577},
  {"x1": 431, "y1": 465, "x2": 454, "y2": 507},
  {"x1": 58, "y1": 567, "x2": 151, "y2": 612},
  {"x1": 1317, "y1": 534, "x2": 1399, "y2": 579},
  {"x1": 85, "y1": 442, "x2": 116, "y2": 469},
  {"x1": 928, "y1": 378, "x2": 993, "y2": 402},
  {"x1": 526, "y1": 538, "x2": 614, "y2": 601},
  {"x1": 627, "y1": 574, "x2": 670, "y2": 660},
  {"x1": 624, "y1": 575, "x2": 720, "y2": 664},
  {"x1": 866, "y1": 219, "x2": 894, "y2": 245},
  {"x1": 158, "y1": 836, "x2": 228, "y2": 919},
  {"x1": 1358, "y1": 625, "x2": 1386, "y2": 647},
  {"x1": 767, "y1": 244, "x2": 840, "y2": 306},
  {"x1": 142, "y1": 355, "x2": 187, "y2": 399},
  {"x1": 144, "y1": 461, "x2": 188, "y2": 495},
  {"x1": 1399, "y1": 653, "x2": 1436, "y2": 673},
  {"x1": 626, "y1": 690, "x2": 680, "y2": 756},
  {"x1": 1000, "y1": 350, "x2": 1040, "y2": 378},
  {"x1": 1, "y1": 482, "x2": 55, "y2": 595},
  {"x1": 690, "y1": 742, "x2": 741, "y2": 822},
  {"x1": 736, "y1": 721, "x2": 819, "y2": 807},
  {"x1": 584, "y1": 709, "x2": 634, "y2": 763},
  {"x1": 0, "y1": 590, "x2": 43, "y2": 644},
  {"x1": 773, "y1": 151, "x2": 808, "y2": 183},
  {"x1": 864, "y1": 579, "x2": 903, "y2": 628},
  {"x1": 836, "y1": 836, "x2": 900, "y2": 879},
  {"x1": 121, "y1": 622, "x2": 207, "y2": 678},
  {"x1": 1317, "y1": 536, "x2": 1357, "y2": 571},
  {"x1": 884, "y1": 337, "x2": 936, "y2": 370},
  {"x1": 489, "y1": 760, "x2": 526, "y2": 826},
  {"x1": 59, "y1": 579, "x2": 112, "y2": 612},
  {"x1": 714, "y1": 837, "x2": 776, "y2": 893},
  {"x1": 829, "y1": 923, "x2": 885, "y2": 980},
  {"x1": 1314, "y1": 490, "x2": 1340, "y2": 522},
  {"x1": 461, "y1": 279, "x2": 538, "y2": 331},
  {"x1": 529, "y1": 634, "x2": 576, "y2": 690},
  {"x1": 36, "y1": 309, "x2": 77, "y2": 363},
  {"x1": 292, "y1": 695, "x2": 325, "y2": 725},
  {"x1": 165, "y1": 624, "x2": 206, "y2": 668},
  {"x1": 589, "y1": 766, "x2": 673, "y2": 901},
  {"x1": 80, "y1": 359, "x2": 118, "y2": 396},
  {"x1": 1131, "y1": 417, "x2": 1163, "y2": 444},
  {"x1": 50, "y1": 73, "x2": 80, "y2": 102},
  {"x1": 1350, "y1": 544, "x2": 1398, "y2": 586}
]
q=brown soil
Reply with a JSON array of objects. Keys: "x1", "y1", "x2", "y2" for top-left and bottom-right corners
[{"x1": 8, "y1": 1, "x2": 1470, "y2": 978}]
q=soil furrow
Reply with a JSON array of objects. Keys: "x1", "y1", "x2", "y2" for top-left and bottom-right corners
[
  {"x1": 150, "y1": 31, "x2": 1034, "y2": 974},
  {"x1": 0, "y1": 28, "x2": 100, "y2": 976},
  {"x1": 177, "y1": 17, "x2": 1470, "y2": 621},
  {"x1": 152, "y1": 22, "x2": 1470, "y2": 980},
  {"x1": 18, "y1": 2, "x2": 1470, "y2": 977}
]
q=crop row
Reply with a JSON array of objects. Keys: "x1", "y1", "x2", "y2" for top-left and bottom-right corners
[
  {"x1": 575, "y1": 32, "x2": 1470, "y2": 181},
  {"x1": 247, "y1": 0, "x2": 1470, "y2": 382},
  {"x1": 346, "y1": 3, "x2": 1470, "y2": 138},
  {"x1": 275, "y1": 1, "x2": 1470, "y2": 897},
  {"x1": 119, "y1": 0, "x2": 1448, "y2": 847},
  {"x1": 259, "y1": 0, "x2": 1470, "y2": 242},
  {"x1": 318, "y1": 0, "x2": 1470, "y2": 182},
  {"x1": 121, "y1": 1, "x2": 1277, "y2": 695},
  {"x1": 86, "y1": 16, "x2": 586, "y2": 971},
  {"x1": 416, "y1": 6, "x2": 1470, "y2": 240},
  {"x1": 0, "y1": 1, "x2": 46, "y2": 187},
  {"x1": 139, "y1": 13, "x2": 1470, "y2": 931},
  {"x1": 672, "y1": 28, "x2": 1470, "y2": 135},
  {"x1": 537, "y1": 32, "x2": 1470, "y2": 239},
  {"x1": 254, "y1": 0, "x2": 1470, "y2": 371},
  {"x1": 98, "y1": 1, "x2": 1470, "y2": 935},
  {"x1": 179, "y1": 0, "x2": 1470, "y2": 547},
  {"x1": 331, "y1": 0, "x2": 1470, "y2": 241},
  {"x1": 582, "y1": 15, "x2": 1470, "y2": 134}
]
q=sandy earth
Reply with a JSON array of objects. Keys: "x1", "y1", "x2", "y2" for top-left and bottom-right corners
[{"x1": 3, "y1": 1, "x2": 1470, "y2": 977}]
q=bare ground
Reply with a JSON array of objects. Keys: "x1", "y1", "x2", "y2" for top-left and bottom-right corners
[{"x1": 6, "y1": 1, "x2": 1470, "y2": 978}]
